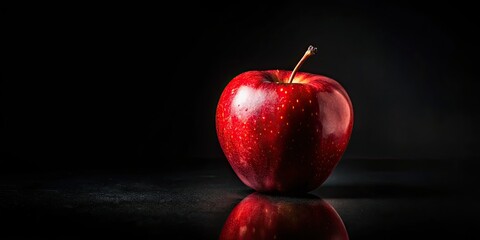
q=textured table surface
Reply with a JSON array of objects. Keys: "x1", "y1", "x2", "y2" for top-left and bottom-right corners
[{"x1": 1, "y1": 158, "x2": 478, "y2": 239}]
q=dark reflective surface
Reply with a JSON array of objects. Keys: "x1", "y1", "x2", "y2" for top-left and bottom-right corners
[
  {"x1": 0, "y1": 158, "x2": 478, "y2": 239},
  {"x1": 220, "y1": 193, "x2": 348, "y2": 240}
]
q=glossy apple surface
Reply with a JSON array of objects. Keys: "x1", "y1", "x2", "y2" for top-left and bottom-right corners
[
  {"x1": 216, "y1": 69, "x2": 353, "y2": 193},
  {"x1": 219, "y1": 192, "x2": 349, "y2": 240}
]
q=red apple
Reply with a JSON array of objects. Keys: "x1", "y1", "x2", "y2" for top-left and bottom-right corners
[
  {"x1": 215, "y1": 46, "x2": 353, "y2": 193},
  {"x1": 219, "y1": 192, "x2": 349, "y2": 240}
]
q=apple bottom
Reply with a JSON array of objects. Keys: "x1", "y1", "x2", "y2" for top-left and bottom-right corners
[
  {"x1": 226, "y1": 144, "x2": 341, "y2": 194},
  {"x1": 220, "y1": 118, "x2": 348, "y2": 193}
]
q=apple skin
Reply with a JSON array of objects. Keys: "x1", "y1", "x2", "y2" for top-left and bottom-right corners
[
  {"x1": 219, "y1": 192, "x2": 349, "y2": 240},
  {"x1": 216, "y1": 70, "x2": 353, "y2": 193}
]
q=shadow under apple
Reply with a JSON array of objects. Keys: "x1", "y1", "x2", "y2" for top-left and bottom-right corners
[{"x1": 219, "y1": 192, "x2": 349, "y2": 240}]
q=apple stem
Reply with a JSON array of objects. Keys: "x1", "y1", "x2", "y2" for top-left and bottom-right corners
[{"x1": 288, "y1": 45, "x2": 317, "y2": 83}]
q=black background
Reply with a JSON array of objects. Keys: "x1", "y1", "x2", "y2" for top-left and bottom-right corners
[
  {"x1": 2, "y1": 2, "x2": 480, "y2": 240},
  {"x1": 3, "y1": 1, "x2": 479, "y2": 172}
]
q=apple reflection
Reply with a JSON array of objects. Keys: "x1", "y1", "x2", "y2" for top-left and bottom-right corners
[{"x1": 220, "y1": 193, "x2": 348, "y2": 240}]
